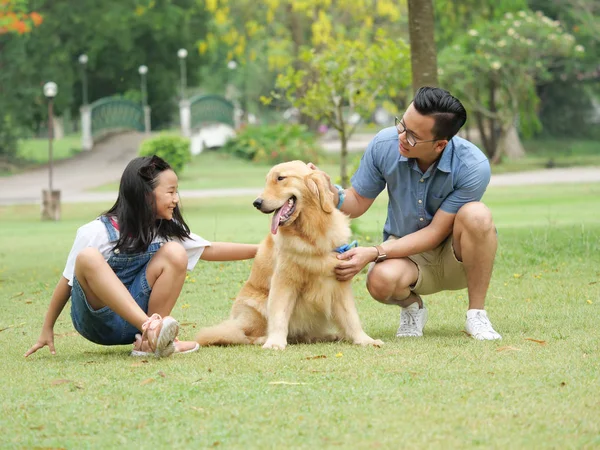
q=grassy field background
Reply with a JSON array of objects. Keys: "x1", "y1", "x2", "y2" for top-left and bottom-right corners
[{"x1": 0, "y1": 183, "x2": 599, "y2": 448}]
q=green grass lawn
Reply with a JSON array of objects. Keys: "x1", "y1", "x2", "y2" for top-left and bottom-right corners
[
  {"x1": 0, "y1": 184, "x2": 599, "y2": 448},
  {"x1": 491, "y1": 138, "x2": 600, "y2": 174},
  {"x1": 92, "y1": 150, "x2": 342, "y2": 192},
  {"x1": 17, "y1": 134, "x2": 82, "y2": 164}
]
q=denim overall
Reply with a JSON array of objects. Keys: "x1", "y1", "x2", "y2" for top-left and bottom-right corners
[{"x1": 70, "y1": 215, "x2": 162, "y2": 345}]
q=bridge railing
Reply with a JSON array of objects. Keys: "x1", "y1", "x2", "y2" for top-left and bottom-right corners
[
  {"x1": 80, "y1": 97, "x2": 149, "y2": 150},
  {"x1": 180, "y1": 94, "x2": 235, "y2": 135}
]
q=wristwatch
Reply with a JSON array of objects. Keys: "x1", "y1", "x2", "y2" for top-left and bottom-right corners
[{"x1": 373, "y1": 245, "x2": 387, "y2": 263}]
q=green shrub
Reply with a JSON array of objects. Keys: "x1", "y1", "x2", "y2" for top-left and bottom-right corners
[
  {"x1": 221, "y1": 124, "x2": 323, "y2": 165},
  {"x1": 139, "y1": 134, "x2": 191, "y2": 174}
]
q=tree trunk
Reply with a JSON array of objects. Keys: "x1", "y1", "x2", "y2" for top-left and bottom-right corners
[
  {"x1": 492, "y1": 123, "x2": 525, "y2": 164},
  {"x1": 340, "y1": 129, "x2": 349, "y2": 188},
  {"x1": 407, "y1": 0, "x2": 438, "y2": 93},
  {"x1": 474, "y1": 111, "x2": 492, "y2": 158},
  {"x1": 287, "y1": 4, "x2": 317, "y2": 131}
]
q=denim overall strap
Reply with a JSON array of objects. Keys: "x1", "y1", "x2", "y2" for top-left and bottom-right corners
[{"x1": 99, "y1": 215, "x2": 119, "y2": 242}]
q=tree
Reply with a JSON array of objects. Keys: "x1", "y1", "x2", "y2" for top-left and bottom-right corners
[
  {"x1": 274, "y1": 36, "x2": 411, "y2": 187},
  {"x1": 407, "y1": 0, "x2": 438, "y2": 92},
  {"x1": 0, "y1": 0, "x2": 43, "y2": 161},
  {"x1": 528, "y1": 0, "x2": 600, "y2": 139},
  {"x1": 198, "y1": 0, "x2": 408, "y2": 123},
  {"x1": 0, "y1": 0, "x2": 43, "y2": 35},
  {"x1": 439, "y1": 9, "x2": 584, "y2": 163}
]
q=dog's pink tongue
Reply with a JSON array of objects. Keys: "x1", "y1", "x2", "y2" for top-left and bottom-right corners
[{"x1": 271, "y1": 208, "x2": 284, "y2": 234}]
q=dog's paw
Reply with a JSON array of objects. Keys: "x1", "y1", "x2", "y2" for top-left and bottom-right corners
[
  {"x1": 354, "y1": 337, "x2": 384, "y2": 347},
  {"x1": 262, "y1": 339, "x2": 287, "y2": 350}
]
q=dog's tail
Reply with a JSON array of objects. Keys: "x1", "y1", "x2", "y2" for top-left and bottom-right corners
[{"x1": 195, "y1": 319, "x2": 252, "y2": 346}]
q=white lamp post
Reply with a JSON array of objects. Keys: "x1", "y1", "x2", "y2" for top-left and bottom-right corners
[
  {"x1": 138, "y1": 65, "x2": 151, "y2": 133},
  {"x1": 42, "y1": 82, "x2": 60, "y2": 221},
  {"x1": 138, "y1": 64, "x2": 148, "y2": 108},
  {"x1": 177, "y1": 48, "x2": 188, "y2": 101},
  {"x1": 78, "y1": 53, "x2": 88, "y2": 105}
]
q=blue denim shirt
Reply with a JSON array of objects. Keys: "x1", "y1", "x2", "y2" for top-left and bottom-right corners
[{"x1": 351, "y1": 126, "x2": 490, "y2": 240}]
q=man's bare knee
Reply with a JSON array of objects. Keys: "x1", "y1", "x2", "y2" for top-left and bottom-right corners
[
  {"x1": 367, "y1": 265, "x2": 405, "y2": 304},
  {"x1": 456, "y1": 202, "x2": 495, "y2": 235}
]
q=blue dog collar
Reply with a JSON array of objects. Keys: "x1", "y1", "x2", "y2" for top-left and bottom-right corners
[{"x1": 334, "y1": 240, "x2": 358, "y2": 254}]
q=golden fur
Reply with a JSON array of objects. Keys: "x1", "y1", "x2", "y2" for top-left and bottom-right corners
[{"x1": 196, "y1": 160, "x2": 383, "y2": 350}]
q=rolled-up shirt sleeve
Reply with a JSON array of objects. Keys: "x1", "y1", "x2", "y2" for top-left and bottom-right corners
[
  {"x1": 351, "y1": 138, "x2": 386, "y2": 199},
  {"x1": 178, "y1": 232, "x2": 211, "y2": 271},
  {"x1": 440, "y1": 159, "x2": 491, "y2": 214}
]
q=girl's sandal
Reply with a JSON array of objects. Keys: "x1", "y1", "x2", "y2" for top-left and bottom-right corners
[{"x1": 131, "y1": 314, "x2": 179, "y2": 357}]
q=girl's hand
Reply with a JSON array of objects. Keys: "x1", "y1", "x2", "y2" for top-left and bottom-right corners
[{"x1": 24, "y1": 328, "x2": 56, "y2": 357}]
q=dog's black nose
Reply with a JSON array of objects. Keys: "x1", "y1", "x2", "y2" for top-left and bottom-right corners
[{"x1": 253, "y1": 198, "x2": 263, "y2": 209}]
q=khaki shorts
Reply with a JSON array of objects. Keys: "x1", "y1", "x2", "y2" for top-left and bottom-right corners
[{"x1": 387, "y1": 235, "x2": 467, "y2": 295}]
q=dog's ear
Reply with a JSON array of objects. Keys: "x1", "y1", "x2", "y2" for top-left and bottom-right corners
[{"x1": 305, "y1": 172, "x2": 334, "y2": 213}]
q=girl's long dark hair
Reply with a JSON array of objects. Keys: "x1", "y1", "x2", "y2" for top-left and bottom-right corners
[{"x1": 105, "y1": 155, "x2": 191, "y2": 253}]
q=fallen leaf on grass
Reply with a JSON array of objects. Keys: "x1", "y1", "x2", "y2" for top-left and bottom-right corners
[
  {"x1": 496, "y1": 346, "x2": 522, "y2": 352},
  {"x1": 131, "y1": 360, "x2": 149, "y2": 367},
  {"x1": 560, "y1": 382, "x2": 566, "y2": 387},
  {"x1": 335, "y1": 352, "x2": 343, "y2": 358},
  {"x1": 524, "y1": 338, "x2": 547, "y2": 345},
  {"x1": 29, "y1": 425, "x2": 44, "y2": 431},
  {"x1": 191, "y1": 406, "x2": 205, "y2": 412},
  {"x1": 180, "y1": 322, "x2": 195, "y2": 327},
  {"x1": 158, "y1": 371, "x2": 166, "y2": 378},
  {"x1": 55, "y1": 331, "x2": 78, "y2": 338},
  {"x1": 51, "y1": 379, "x2": 83, "y2": 389},
  {"x1": 268, "y1": 381, "x2": 308, "y2": 385},
  {"x1": 305, "y1": 355, "x2": 327, "y2": 360},
  {"x1": 140, "y1": 378, "x2": 155, "y2": 385},
  {"x1": 11, "y1": 292, "x2": 24, "y2": 298},
  {"x1": 0, "y1": 322, "x2": 25, "y2": 332},
  {"x1": 587, "y1": 300, "x2": 593, "y2": 304}
]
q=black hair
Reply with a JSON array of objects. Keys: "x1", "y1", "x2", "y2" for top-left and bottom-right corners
[
  {"x1": 104, "y1": 155, "x2": 191, "y2": 254},
  {"x1": 412, "y1": 87, "x2": 467, "y2": 140}
]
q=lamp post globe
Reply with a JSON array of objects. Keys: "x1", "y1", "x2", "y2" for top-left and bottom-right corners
[
  {"x1": 177, "y1": 48, "x2": 188, "y2": 59},
  {"x1": 227, "y1": 60, "x2": 237, "y2": 70},
  {"x1": 138, "y1": 65, "x2": 148, "y2": 75},
  {"x1": 43, "y1": 81, "x2": 58, "y2": 98},
  {"x1": 78, "y1": 53, "x2": 88, "y2": 65}
]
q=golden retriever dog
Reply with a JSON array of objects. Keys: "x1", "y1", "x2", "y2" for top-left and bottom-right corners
[{"x1": 196, "y1": 160, "x2": 383, "y2": 350}]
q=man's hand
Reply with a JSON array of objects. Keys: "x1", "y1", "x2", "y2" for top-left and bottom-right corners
[
  {"x1": 24, "y1": 327, "x2": 56, "y2": 357},
  {"x1": 335, "y1": 246, "x2": 378, "y2": 281},
  {"x1": 307, "y1": 162, "x2": 337, "y2": 197}
]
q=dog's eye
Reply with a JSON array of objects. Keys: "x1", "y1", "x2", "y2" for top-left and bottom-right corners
[{"x1": 277, "y1": 176, "x2": 286, "y2": 181}]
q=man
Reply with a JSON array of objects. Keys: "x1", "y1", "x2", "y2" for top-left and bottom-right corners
[{"x1": 314, "y1": 86, "x2": 501, "y2": 340}]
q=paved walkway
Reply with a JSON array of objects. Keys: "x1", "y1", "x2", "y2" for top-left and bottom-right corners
[{"x1": 1, "y1": 131, "x2": 599, "y2": 206}]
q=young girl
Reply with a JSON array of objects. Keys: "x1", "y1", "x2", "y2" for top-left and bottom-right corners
[{"x1": 25, "y1": 155, "x2": 258, "y2": 358}]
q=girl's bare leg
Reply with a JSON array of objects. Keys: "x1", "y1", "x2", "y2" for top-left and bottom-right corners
[
  {"x1": 145, "y1": 242, "x2": 188, "y2": 317},
  {"x1": 74, "y1": 248, "x2": 147, "y2": 330}
]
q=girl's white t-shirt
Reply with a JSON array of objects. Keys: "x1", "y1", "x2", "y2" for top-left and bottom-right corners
[{"x1": 62, "y1": 219, "x2": 211, "y2": 286}]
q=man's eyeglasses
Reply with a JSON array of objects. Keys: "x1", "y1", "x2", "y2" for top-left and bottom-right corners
[{"x1": 395, "y1": 117, "x2": 439, "y2": 147}]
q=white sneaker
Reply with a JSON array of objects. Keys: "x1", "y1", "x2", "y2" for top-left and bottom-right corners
[
  {"x1": 465, "y1": 310, "x2": 502, "y2": 340},
  {"x1": 396, "y1": 302, "x2": 428, "y2": 337}
]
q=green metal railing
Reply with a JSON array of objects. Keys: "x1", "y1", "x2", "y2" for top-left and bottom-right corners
[
  {"x1": 90, "y1": 97, "x2": 145, "y2": 138},
  {"x1": 190, "y1": 94, "x2": 235, "y2": 130}
]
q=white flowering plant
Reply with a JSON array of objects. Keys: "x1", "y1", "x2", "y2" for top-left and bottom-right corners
[{"x1": 438, "y1": 9, "x2": 584, "y2": 162}]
